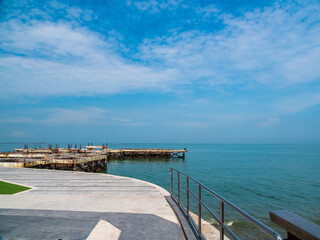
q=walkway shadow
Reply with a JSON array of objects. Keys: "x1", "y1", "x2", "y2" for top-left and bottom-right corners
[{"x1": 0, "y1": 208, "x2": 183, "y2": 240}]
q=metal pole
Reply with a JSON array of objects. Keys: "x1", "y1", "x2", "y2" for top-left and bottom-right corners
[
  {"x1": 220, "y1": 200, "x2": 224, "y2": 240},
  {"x1": 178, "y1": 171, "x2": 180, "y2": 206},
  {"x1": 73, "y1": 160, "x2": 77, "y2": 171},
  {"x1": 198, "y1": 185, "x2": 201, "y2": 240},
  {"x1": 170, "y1": 168, "x2": 173, "y2": 198},
  {"x1": 187, "y1": 177, "x2": 189, "y2": 221}
]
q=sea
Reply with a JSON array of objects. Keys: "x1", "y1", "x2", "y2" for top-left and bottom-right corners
[{"x1": 1, "y1": 143, "x2": 319, "y2": 239}]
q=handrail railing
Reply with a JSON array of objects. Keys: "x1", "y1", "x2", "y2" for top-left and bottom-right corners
[{"x1": 170, "y1": 168, "x2": 283, "y2": 240}]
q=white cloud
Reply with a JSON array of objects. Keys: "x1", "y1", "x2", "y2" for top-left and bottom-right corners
[
  {"x1": 42, "y1": 107, "x2": 108, "y2": 124},
  {"x1": 39, "y1": 107, "x2": 133, "y2": 125},
  {"x1": 257, "y1": 117, "x2": 279, "y2": 128},
  {"x1": 112, "y1": 117, "x2": 131, "y2": 122},
  {"x1": 168, "y1": 121, "x2": 211, "y2": 128},
  {"x1": 275, "y1": 93, "x2": 320, "y2": 114},
  {"x1": 196, "y1": 4, "x2": 220, "y2": 18},
  {"x1": 133, "y1": 0, "x2": 160, "y2": 12},
  {"x1": 194, "y1": 98, "x2": 210, "y2": 105},
  {"x1": 0, "y1": 107, "x2": 136, "y2": 126},
  {"x1": 0, "y1": 1, "x2": 319, "y2": 102},
  {"x1": 0, "y1": 117, "x2": 33, "y2": 123},
  {"x1": 9, "y1": 131, "x2": 26, "y2": 137},
  {"x1": 0, "y1": 19, "x2": 179, "y2": 98},
  {"x1": 129, "y1": 0, "x2": 181, "y2": 12},
  {"x1": 1, "y1": 21, "x2": 105, "y2": 57},
  {"x1": 139, "y1": 1, "x2": 320, "y2": 88}
]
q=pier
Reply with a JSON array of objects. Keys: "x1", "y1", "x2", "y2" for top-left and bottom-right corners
[
  {"x1": 0, "y1": 145, "x2": 187, "y2": 172},
  {"x1": 10, "y1": 146, "x2": 187, "y2": 159},
  {"x1": 106, "y1": 148, "x2": 186, "y2": 159},
  {"x1": 0, "y1": 152, "x2": 107, "y2": 172}
]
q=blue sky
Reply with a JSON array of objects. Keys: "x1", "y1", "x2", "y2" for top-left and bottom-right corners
[{"x1": 0, "y1": 0, "x2": 319, "y2": 143}]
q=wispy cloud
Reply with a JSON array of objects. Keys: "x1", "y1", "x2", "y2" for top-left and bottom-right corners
[
  {"x1": 128, "y1": 0, "x2": 181, "y2": 12},
  {"x1": 275, "y1": 93, "x2": 320, "y2": 114},
  {"x1": 0, "y1": 8, "x2": 179, "y2": 98},
  {"x1": 1, "y1": 1, "x2": 319, "y2": 101},
  {"x1": 0, "y1": 117, "x2": 33, "y2": 123},
  {"x1": 196, "y1": 4, "x2": 220, "y2": 19},
  {"x1": 0, "y1": 0, "x2": 319, "y2": 143},
  {"x1": 42, "y1": 107, "x2": 109, "y2": 124},
  {"x1": 0, "y1": 107, "x2": 133, "y2": 125},
  {"x1": 8, "y1": 107, "x2": 133, "y2": 125},
  {"x1": 139, "y1": 1, "x2": 320, "y2": 88},
  {"x1": 257, "y1": 117, "x2": 279, "y2": 128},
  {"x1": 9, "y1": 131, "x2": 26, "y2": 138}
]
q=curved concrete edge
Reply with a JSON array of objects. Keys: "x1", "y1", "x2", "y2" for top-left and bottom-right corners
[
  {"x1": 105, "y1": 173, "x2": 171, "y2": 197},
  {"x1": 189, "y1": 212, "x2": 230, "y2": 240},
  {"x1": 6, "y1": 167, "x2": 171, "y2": 196},
  {"x1": 0, "y1": 167, "x2": 185, "y2": 239},
  {"x1": 0, "y1": 167, "x2": 227, "y2": 239},
  {"x1": 0, "y1": 167, "x2": 187, "y2": 239}
]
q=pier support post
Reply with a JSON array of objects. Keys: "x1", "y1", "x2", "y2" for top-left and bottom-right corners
[
  {"x1": 103, "y1": 158, "x2": 107, "y2": 172},
  {"x1": 73, "y1": 160, "x2": 77, "y2": 171}
]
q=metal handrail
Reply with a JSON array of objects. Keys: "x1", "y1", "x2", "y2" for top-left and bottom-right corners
[{"x1": 170, "y1": 168, "x2": 283, "y2": 240}]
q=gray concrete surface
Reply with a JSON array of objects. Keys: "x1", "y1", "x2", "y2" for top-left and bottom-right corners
[{"x1": 0, "y1": 167, "x2": 183, "y2": 240}]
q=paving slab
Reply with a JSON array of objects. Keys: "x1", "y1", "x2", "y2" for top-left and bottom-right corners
[{"x1": 0, "y1": 167, "x2": 183, "y2": 240}]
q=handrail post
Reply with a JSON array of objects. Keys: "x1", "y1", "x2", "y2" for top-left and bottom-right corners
[
  {"x1": 198, "y1": 185, "x2": 201, "y2": 240},
  {"x1": 220, "y1": 200, "x2": 224, "y2": 240},
  {"x1": 187, "y1": 177, "x2": 189, "y2": 222},
  {"x1": 170, "y1": 168, "x2": 173, "y2": 198},
  {"x1": 178, "y1": 171, "x2": 180, "y2": 206}
]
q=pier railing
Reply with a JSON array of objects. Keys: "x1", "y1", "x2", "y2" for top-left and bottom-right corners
[{"x1": 170, "y1": 168, "x2": 283, "y2": 240}]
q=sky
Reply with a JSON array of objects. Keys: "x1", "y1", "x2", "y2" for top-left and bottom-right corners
[{"x1": 0, "y1": 0, "x2": 320, "y2": 144}]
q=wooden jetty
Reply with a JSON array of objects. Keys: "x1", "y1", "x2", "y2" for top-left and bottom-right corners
[
  {"x1": 105, "y1": 148, "x2": 187, "y2": 159},
  {"x1": 0, "y1": 145, "x2": 187, "y2": 172},
  {"x1": 0, "y1": 153, "x2": 107, "y2": 172},
  {"x1": 10, "y1": 147, "x2": 187, "y2": 159}
]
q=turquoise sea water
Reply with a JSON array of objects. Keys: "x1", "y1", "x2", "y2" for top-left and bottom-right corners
[{"x1": 1, "y1": 143, "x2": 319, "y2": 239}]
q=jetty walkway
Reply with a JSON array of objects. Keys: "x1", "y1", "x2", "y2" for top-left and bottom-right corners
[
  {"x1": 0, "y1": 147, "x2": 187, "y2": 171},
  {"x1": 0, "y1": 167, "x2": 185, "y2": 240}
]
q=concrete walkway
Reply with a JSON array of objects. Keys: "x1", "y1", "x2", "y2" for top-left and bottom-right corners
[{"x1": 0, "y1": 167, "x2": 184, "y2": 240}]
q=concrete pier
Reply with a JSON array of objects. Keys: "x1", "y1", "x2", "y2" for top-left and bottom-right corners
[
  {"x1": 0, "y1": 147, "x2": 186, "y2": 171},
  {"x1": 0, "y1": 167, "x2": 184, "y2": 240}
]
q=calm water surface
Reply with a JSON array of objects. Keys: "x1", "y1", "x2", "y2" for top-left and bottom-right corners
[{"x1": 1, "y1": 143, "x2": 319, "y2": 239}]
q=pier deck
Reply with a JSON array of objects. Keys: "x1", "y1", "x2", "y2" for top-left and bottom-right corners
[
  {"x1": 0, "y1": 147, "x2": 186, "y2": 171},
  {"x1": 0, "y1": 167, "x2": 184, "y2": 240},
  {"x1": 10, "y1": 147, "x2": 187, "y2": 159},
  {"x1": 0, "y1": 153, "x2": 107, "y2": 172},
  {"x1": 105, "y1": 148, "x2": 187, "y2": 158}
]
